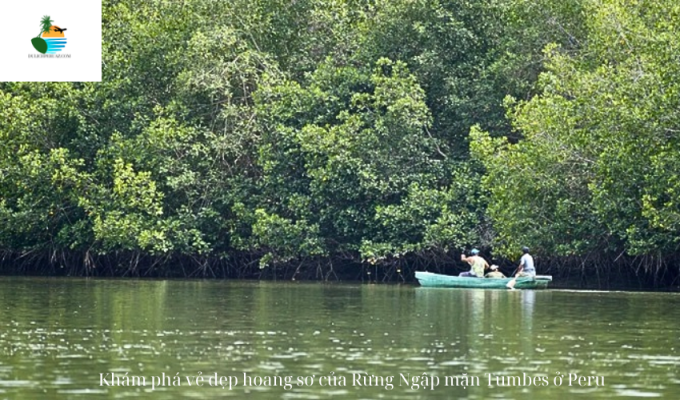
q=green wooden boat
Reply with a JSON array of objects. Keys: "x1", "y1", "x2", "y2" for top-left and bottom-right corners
[{"x1": 415, "y1": 271, "x2": 552, "y2": 289}]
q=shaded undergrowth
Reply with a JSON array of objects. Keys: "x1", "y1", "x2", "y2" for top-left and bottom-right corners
[{"x1": 1, "y1": 249, "x2": 677, "y2": 291}]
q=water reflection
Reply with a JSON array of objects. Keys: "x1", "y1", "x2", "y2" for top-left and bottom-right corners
[{"x1": 0, "y1": 278, "x2": 678, "y2": 399}]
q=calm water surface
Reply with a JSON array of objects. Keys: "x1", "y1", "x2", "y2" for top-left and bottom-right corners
[{"x1": 0, "y1": 277, "x2": 679, "y2": 399}]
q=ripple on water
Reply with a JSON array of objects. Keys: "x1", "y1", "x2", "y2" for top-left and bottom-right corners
[
  {"x1": 56, "y1": 389, "x2": 108, "y2": 395},
  {"x1": 0, "y1": 380, "x2": 33, "y2": 387},
  {"x1": 438, "y1": 360, "x2": 468, "y2": 366},
  {"x1": 2, "y1": 279, "x2": 680, "y2": 399},
  {"x1": 614, "y1": 389, "x2": 662, "y2": 397},
  {"x1": 627, "y1": 354, "x2": 680, "y2": 365},
  {"x1": 270, "y1": 352, "x2": 309, "y2": 359}
]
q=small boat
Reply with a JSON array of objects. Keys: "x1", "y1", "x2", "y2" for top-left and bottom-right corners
[{"x1": 415, "y1": 271, "x2": 552, "y2": 289}]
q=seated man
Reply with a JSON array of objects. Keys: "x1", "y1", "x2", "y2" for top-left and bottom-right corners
[
  {"x1": 460, "y1": 248, "x2": 488, "y2": 278},
  {"x1": 506, "y1": 246, "x2": 536, "y2": 289},
  {"x1": 485, "y1": 265, "x2": 506, "y2": 279}
]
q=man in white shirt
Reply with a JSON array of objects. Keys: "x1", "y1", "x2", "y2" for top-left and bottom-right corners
[{"x1": 506, "y1": 246, "x2": 535, "y2": 289}]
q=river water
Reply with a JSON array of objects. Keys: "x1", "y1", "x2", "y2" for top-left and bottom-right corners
[{"x1": 0, "y1": 277, "x2": 678, "y2": 399}]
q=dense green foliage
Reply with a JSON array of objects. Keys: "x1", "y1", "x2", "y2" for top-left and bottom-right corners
[
  {"x1": 472, "y1": 0, "x2": 680, "y2": 271},
  {"x1": 1, "y1": 0, "x2": 678, "y2": 280}
]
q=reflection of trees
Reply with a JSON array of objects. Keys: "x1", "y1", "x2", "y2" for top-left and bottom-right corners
[
  {"x1": 1, "y1": 280, "x2": 678, "y2": 398},
  {"x1": 414, "y1": 289, "x2": 539, "y2": 390},
  {"x1": 0, "y1": 278, "x2": 170, "y2": 398}
]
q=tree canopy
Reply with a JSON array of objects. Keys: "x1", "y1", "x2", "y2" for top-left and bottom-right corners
[{"x1": 1, "y1": 0, "x2": 678, "y2": 282}]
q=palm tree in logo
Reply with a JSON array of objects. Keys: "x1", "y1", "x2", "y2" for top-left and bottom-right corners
[
  {"x1": 40, "y1": 15, "x2": 54, "y2": 35},
  {"x1": 31, "y1": 15, "x2": 53, "y2": 54}
]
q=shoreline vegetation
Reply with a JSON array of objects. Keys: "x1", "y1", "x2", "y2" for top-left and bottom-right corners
[
  {"x1": 0, "y1": 250, "x2": 677, "y2": 291},
  {"x1": 2, "y1": 0, "x2": 680, "y2": 289}
]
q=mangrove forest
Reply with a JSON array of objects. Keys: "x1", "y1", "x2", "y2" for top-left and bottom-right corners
[{"x1": 1, "y1": 0, "x2": 680, "y2": 287}]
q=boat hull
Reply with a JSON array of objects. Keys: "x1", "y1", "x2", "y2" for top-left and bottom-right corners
[{"x1": 415, "y1": 271, "x2": 552, "y2": 289}]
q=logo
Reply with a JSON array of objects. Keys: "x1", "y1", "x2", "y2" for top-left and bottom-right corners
[
  {"x1": 30, "y1": 15, "x2": 67, "y2": 54},
  {"x1": 1, "y1": 2, "x2": 100, "y2": 81}
]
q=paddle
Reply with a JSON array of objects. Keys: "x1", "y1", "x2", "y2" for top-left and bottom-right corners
[
  {"x1": 506, "y1": 265, "x2": 521, "y2": 290},
  {"x1": 507, "y1": 261, "x2": 534, "y2": 289},
  {"x1": 460, "y1": 248, "x2": 479, "y2": 276},
  {"x1": 459, "y1": 248, "x2": 470, "y2": 264},
  {"x1": 506, "y1": 276, "x2": 518, "y2": 289}
]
